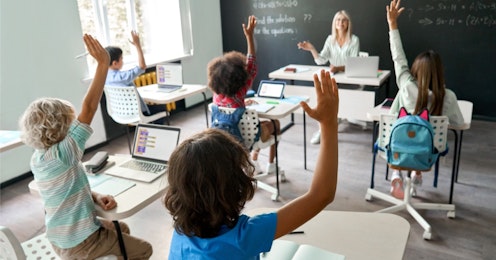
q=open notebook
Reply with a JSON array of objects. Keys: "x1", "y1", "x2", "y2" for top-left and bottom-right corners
[{"x1": 105, "y1": 124, "x2": 180, "y2": 183}]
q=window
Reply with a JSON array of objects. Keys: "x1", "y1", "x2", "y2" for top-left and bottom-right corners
[{"x1": 77, "y1": 0, "x2": 193, "y2": 68}]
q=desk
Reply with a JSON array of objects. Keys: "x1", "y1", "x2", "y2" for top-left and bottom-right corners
[
  {"x1": 0, "y1": 131, "x2": 23, "y2": 152},
  {"x1": 29, "y1": 155, "x2": 168, "y2": 220},
  {"x1": 137, "y1": 84, "x2": 210, "y2": 127},
  {"x1": 247, "y1": 208, "x2": 410, "y2": 260},
  {"x1": 366, "y1": 100, "x2": 473, "y2": 204},
  {"x1": 269, "y1": 65, "x2": 391, "y2": 122}
]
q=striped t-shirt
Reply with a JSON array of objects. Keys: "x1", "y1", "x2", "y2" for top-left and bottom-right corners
[{"x1": 31, "y1": 120, "x2": 100, "y2": 249}]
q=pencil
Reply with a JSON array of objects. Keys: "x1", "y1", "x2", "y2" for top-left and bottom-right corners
[{"x1": 75, "y1": 52, "x2": 89, "y2": 59}]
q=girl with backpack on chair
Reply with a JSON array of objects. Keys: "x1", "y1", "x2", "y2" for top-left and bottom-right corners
[{"x1": 386, "y1": 0, "x2": 464, "y2": 199}]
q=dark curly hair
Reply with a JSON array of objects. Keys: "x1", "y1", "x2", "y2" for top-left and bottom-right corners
[
  {"x1": 164, "y1": 128, "x2": 257, "y2": 238},
  {"x1": 207, "y1": 51, "x2": 249, "y2": 97}
]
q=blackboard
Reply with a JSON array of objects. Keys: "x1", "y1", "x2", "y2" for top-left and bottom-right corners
[{"x1": 220, "y1": 0, "x2": 496, "y2": 120}]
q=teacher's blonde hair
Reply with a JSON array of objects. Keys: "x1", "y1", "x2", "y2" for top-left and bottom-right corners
[
  {"x1": 19, "y1": 98, "x2": 75, "y2": 150},
  {"x1": 331, "y1": 10, "x2": 352, "y2": 43}
]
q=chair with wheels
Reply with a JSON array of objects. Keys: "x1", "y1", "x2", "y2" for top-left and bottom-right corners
[
  {"x1": 0, "y1": 226, "x2": 116, "y2": 260},
  {"x1": 103, "y1": 85, "x2": 169, "y2": 153},
  {"x1": 365, "y1": 114, "x2": 454, "y2": 240},
  {"x1": 210, "y1": 105, "x2": 284, "y2": 201}
]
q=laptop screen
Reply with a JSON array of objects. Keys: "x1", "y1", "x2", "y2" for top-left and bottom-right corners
[
  {"x1": 131, "y1": 124, "x2": 181, "y2": 163},
  {"x1": 257, "y1": 80, "x2": 286, "y2": 99}
]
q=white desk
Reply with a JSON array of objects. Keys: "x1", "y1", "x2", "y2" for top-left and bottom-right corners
[
  {"x1": 29, "y1": 155, "x2": 168, "y2": 220},
  {"x1": 269, "y1": 65, "x2": 391, "y2": 122},
  {"x1": 0, "y1": 131, "x2": 23, "y2": 152},
  {"x1": 247, "y1": 208, "x2": 410, "y2": 260},
  {"x1": 366, "y1": 100, "x2": 473, "y2": 204},
  {"x1": 137, "y1": 84, "x2": 210, "y2": 127}
]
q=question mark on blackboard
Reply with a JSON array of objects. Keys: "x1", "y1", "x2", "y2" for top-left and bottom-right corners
[
  {"x1": 407, "y1": 8, "x2": 414, "y2": 20},
  {"x1": 304, "y1": 14, "x2": 312, "y2": 22}
]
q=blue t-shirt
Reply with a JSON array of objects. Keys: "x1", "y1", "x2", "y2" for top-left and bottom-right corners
[{"x1": 169, "y1": 213, "x2": 277, "y2": 260}]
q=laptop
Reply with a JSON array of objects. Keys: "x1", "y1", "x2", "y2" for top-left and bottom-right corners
[
  {"x1": 345, "y1": 56, "x2": 379, "y2": 78},
  {"x1": 105, "y1": 124, "x2": 181, "y2": 182},
  {"x1": 156, "y1": 64, "x2": 183, "y2": 92},
  {"x1": 256, "y1": 80, "x2": 286, "y2": 99}
]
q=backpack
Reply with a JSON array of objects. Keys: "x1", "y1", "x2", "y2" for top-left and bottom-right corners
[
  {"x1": 386, "y1": 107, "x2": 439, "y2": 171},
  {"x1": 210, "y1": 105, "x2": 246, "y2": 144}
]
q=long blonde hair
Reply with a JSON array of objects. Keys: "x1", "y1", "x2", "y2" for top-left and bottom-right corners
[
  {"x1": 331, "y1": 10, "x2": 352, "y2": 44},
  {"x1": 411, "y1": 50, "x2": 445, "y2": 116}
]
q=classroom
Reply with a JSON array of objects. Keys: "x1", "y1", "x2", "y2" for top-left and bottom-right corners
[{"x1": 1, "y1": 0, "x2": 495, "y2": 259}]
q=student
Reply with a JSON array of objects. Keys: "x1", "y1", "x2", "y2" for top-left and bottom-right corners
[
  {"x1": 386, "y1": 0, "x2": 464, "y2": 199},
  {"x1": 105, "y1": 30, "x2": 166, "y2": 124},
  {"x1": 164, "y1": 69, "x2": 339, "y2": 259},
  {"x1": 297, "y1": 10, "x2": 360, "y2": 144},
  {"x1": 19, "y1": 34, "x2": 152, "y2": 259},
  {"x1": 208, "y1": 15, "x2": 281, "y2": 174}
]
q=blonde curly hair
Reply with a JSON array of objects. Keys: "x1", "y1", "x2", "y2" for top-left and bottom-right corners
[{"x1": 19, "y1": 98, "x2": 75, "y2": 150}]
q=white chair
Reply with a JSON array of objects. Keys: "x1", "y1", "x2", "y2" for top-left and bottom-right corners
[
  {"x1": 103, "y1": 85, "x2": 169, "y2": 153},
  {"x1": 358, "y1": 51, "x2": 369, "y2": 57},
  {"x1": 0, "y1": 226, "x2": 116, "y2": 260},
  {"x1": 365, "y1": 114, "x2": 454, "y2": 240},
  {"x1": 211, "y1": 105, "x2": 284, "y2": 201}
]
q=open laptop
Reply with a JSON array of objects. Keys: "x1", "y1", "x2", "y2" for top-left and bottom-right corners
[
  {"x1": 105, "y1": 124, "x2": 180, "y2": 182},
  {"x1": 156, "y1": 64, "x2": 183, "y2": 92},
  {"x1": 345, "y1": 56, "x2": 379, "y2": 78}
]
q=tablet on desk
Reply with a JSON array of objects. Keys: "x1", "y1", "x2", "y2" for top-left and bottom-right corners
[{"x1": 257, "y1": 80, "x2": 285, "y2": 99}]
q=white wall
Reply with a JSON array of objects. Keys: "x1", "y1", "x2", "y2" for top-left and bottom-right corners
[{"x1": 0, "y1": 0, "x2": 223, "y2": 183}]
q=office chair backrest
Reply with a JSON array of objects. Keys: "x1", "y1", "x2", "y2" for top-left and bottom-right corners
[{"x1": 104, "y1": 85, "x2": 143, "y2": 125}]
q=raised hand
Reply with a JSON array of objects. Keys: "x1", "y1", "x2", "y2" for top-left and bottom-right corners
[
  {"x1": 242, "y1": 15, "x2": 257, "y2": 38},
  {"x1": 300, "y1": 70, "x2": 339, "y2": 126},
  {"x1": 129, "y1": 30, "x2": 142, "y2": 47},
  {"x1": 83, "y1": 34, "x2": 109, "y2": 65},
  {"x1": 297, "y1": 41, "x2": 315, "y2": 52},
  {"x1": 386, "y1": 0, "x2": 405, "y2": 30}
]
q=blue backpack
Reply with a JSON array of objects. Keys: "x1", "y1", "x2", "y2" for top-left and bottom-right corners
[
  {"x1": 210, "y1": 105, "x2": 246, "y2": 144},
  {"x1": 386, "y1": 107, "x2": 439, "y2": 171}
]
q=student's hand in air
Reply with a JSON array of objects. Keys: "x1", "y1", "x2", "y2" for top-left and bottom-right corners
[
  {"x1": 129, "y1": 30, "x2": 142, "y2": 47},
  {"x1": 83, "y1": 34, "x2": 109, "y2": 66},
  {"x1": 297, "y1": 41, "x2": 314, "y2": 51},
  {"x1": 386, "y1": 0, "x2": 405, "y2": 30},
  {"x1": 94, "y1": 193, "x2": 117, "y2": 211},
  {"x1": 300, "y1": 70, "x2": 339, "y2": 125},
  {"x1": 243, "y1": 15, "x2": 257, "y2": 38}
]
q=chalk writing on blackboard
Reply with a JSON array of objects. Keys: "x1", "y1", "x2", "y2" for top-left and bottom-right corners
[
  {"x1": 412, "y1": 1, "x2": 496, "y2": 27},
  {"x1": 252, "y1": 0, "x2": 298, "y2": 9}
]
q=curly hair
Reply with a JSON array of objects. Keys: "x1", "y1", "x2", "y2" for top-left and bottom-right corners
[
  {"x1": 164, "y1": 128, "x2": 256, "y2": 238},
  {"x1": 411, "y1": 50, "x2": 445, "y2": 116},
  {"x1": 207, "y1": 51, "x2": 249, "y2": 97},
  {"x1": 19, "y1": 98, "x2": 75, "y2": 150}
]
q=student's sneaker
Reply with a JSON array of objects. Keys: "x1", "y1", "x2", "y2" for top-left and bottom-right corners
[
  {"x1": 250, "y1": 159, "x2": 263, "y2": 175},
  {"x1": 411, "y1": 173, "x2": 423, "y2": 187},
  {"x1": 390, "y1": 177, "x2": 404, "y2": 200},
  {"x1": 266, "y1": 163, "x2": 282, "y2": 175},
  {"x1": 310, "y1": 131, "x2": 321, "y2": 144}
]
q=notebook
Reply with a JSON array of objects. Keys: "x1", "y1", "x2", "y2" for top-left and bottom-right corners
[
  {"x1": 105, "y1": 124, "x2": 181, "y2": 183},
  {"x1": 257, "y1": 80, "x2": 286, "y2": 99},
  {"x1": 345, "y1": 56, "x2": 379, "y2": 78},
  {"x1": 156, "y1": 64, "x2": 183, "y2": 92}
]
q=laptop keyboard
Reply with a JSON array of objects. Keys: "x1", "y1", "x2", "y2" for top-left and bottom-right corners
[{"x1": 121, "y1": 160, "x2": 167, "y2": 174}]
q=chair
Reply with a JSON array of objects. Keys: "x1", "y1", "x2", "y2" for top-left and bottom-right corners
[
  {"x1": 365, "y1": 114, "x2": 455, "y2": 240},
  {"x1": 211, "y1": 105, "x2": 284, "y2": 201},
  {"x1": 358, "y1": 51, "x2": 369, "y2": 57},
  {"x1": 0, "y1": 226, "x2": 116, "y2": 260},
  {"x1": 104, "y1": 85, "x2": 169, "y2": 153}
]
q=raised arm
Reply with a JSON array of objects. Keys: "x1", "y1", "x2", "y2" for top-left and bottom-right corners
[
  {"x1": 243, "y1": 15, "x2": 257, "y2": 56},
  {"x1": 386, "y1": 0, "x2": 412, "y2": 87},
  {"x1": 78, "y1": 34, "x2": 109, "y2": 125},
  {"x1": 387, "y1": 0, "x2": 405, "y2": 31},
  {"x1": 130, "y1": 30, "x2": 146, "y2": 70},
  {"x1": 274, "y1": 70, "x2": 339, "y2": 238}
]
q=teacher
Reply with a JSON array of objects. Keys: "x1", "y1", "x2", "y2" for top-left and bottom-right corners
[{"x1": 297, "y1": 10, "x2": 360, "y2": 144}]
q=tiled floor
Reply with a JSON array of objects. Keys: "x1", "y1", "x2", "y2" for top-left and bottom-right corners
[{"x1": 1, "y1": 104, "x2": 496, "y2": 259}]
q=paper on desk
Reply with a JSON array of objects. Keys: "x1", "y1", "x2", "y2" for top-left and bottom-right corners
[
  {"x1": 87, "y1": 174, "x2": 136, "y2": 196},
  {"x1": 281, "y1": 96, "x2": 308, "y2": 104}
]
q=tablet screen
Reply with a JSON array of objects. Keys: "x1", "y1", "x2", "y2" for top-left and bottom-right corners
[{"x1": 257, "y1": 80, "x2": 285, "y2": 99}]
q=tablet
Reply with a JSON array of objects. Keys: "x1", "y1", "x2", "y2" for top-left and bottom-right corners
[{"x1": 257, "y1": 80, "x2": 285, "y2": 99}]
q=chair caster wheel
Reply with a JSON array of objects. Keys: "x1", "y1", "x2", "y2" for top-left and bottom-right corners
[
  {"x1": 365, "y1": 193, "x2": 373, "y2": 201},
  {"x1": 271, "y1": 193, "x2": 279, "y2": 202},
  {"x1": 447, "y1": 211, "x2": 456, "y2": 219},
  {"x1": 423, "y1": 231, "x2": 432, "y2": 240},
  {"x1": 280, "y1": 171, "x2": 287, "y2": 183}
]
